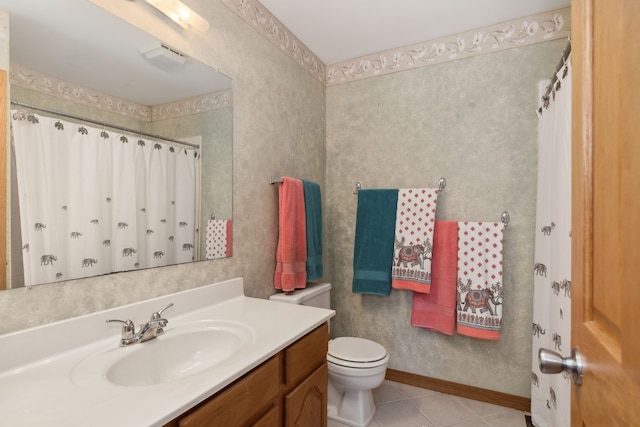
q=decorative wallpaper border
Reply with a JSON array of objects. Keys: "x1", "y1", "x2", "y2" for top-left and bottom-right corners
[
  {"x1": 221, "y1": 0, "x2": 570, "y2": 86},
  {"x1": 326, "y1": 8, "x2": 570, "y2": 86},
  {"x1": 9, "y1": 65, "x2": 231, "y2": 122},
  {"x1": 220, "y1": 0, "x2": 325, "y2": 83},
  {"x1": 152, "y1": 89, "x2": 233, "y2": 121},
  {"x1": 10, "y1": 66, "x2": 152, "y2": 121}
]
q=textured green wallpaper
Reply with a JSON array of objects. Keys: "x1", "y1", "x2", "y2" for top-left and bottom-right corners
[
  {"x1": 1, "y1": 0, "x2": 566, "y2": 399},
  {"x1": 0, "y1": 0, "x2": 326, "y2": 332},
  {"x1": 325, "y1": 39, "x2": 567, "y2": 397}
]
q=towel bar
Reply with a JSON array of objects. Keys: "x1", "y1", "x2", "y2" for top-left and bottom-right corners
[
  {"x1": 501, "y1": 211, "x2": 510, "y2": 227},
  {"x1": 353, "y1": 177, "x2": 447, "y2": 194}
]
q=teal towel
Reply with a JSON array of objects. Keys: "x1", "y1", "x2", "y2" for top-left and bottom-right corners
[
  {"x1": 303, "y1": 180, "x2": 323, "y2": 280},
  {"x1": 352, "y1": 189, "x2": 398, "y2": 296}
]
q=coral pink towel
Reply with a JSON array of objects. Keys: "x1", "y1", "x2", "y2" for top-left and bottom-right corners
[
  {"x1": 225, "y1": 219, "x2": 233, "y2": 258},
  {"x1": 274, "y1": 177, "x2": 307, "y2": 291},
  {"x1": 411, "y1": 221, "x2": 458, "y2": 335},
  {"x1": 456, "y1": 221, "x2": 505, "y2": 340}
]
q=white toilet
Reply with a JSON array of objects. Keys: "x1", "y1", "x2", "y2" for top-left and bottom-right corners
[{"x1": 270, "y1": 283, "x2": 389, "y2": 427}]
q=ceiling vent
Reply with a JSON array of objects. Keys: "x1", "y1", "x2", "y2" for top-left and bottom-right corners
[{"x1": 140, "y1": 43, "x2": 187, "y2": 67}]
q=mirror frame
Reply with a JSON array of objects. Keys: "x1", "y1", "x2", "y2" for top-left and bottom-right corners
[{"x1": 1, "y1": 70, "x2": 6, "y2": 290}]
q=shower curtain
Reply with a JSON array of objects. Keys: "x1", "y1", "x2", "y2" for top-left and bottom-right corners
[
  {"x1": 530, "y1": 55, "x2": 572, "y2": 427},
  {"x1": 10, "y1": 111, "x2": 198, "y2": 287}
]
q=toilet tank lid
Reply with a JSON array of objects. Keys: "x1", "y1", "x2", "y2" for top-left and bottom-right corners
[{"x1": 269, "y1": 282, "x2": 332, "y2": 304}]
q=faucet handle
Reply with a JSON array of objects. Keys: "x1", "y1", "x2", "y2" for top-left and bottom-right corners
[
  {"x1": 151, "y1": 303, "x2": 174, "y2": 320},
  {"x1": 106, "y1": 319, "x2": 135, "y2": 339},
  {"x1": 150, "y1": 303, "x2": 173, "y2": 336}
]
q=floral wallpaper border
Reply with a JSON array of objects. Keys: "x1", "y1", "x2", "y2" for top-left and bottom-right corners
[
  {"x1": 152, "y1": 89, "x2": 232, "y2": 121},
  {"x1": 326, "y1": 8, "x2": 570, "y2": 85},
  {"x1": 220, "y1": 0, "x2": 325, "y2": 83},
  {"x1": 221, "y1": 0, "x2": 570, "y2": 87},
  {"x1": 9, "y1": 65, "x2": 231, "y2": 123},
  {"x1": 10, "y1": 66, "x2": 152, "y2": 121}
]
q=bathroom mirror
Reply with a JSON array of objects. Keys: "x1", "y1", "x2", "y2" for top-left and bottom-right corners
[{"x1": 0, "y1": 0, "x2": 233, "y2": 290}]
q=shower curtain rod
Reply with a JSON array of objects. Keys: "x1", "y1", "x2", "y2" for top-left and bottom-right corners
[
  {"x1": 10, "y1": 100, "x2": 200, "y2": 149},
  {"x1": 542, "y1": 38, "x2": 571, "y2": 101}
]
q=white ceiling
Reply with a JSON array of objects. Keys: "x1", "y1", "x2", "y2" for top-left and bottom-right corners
[
  {"x1": 258, "y1": 0, "x2": 571, "y2": 64},
  {"x1": 0, "y1": 0, "x2": 571, "y2": 104},
  {"x1": 0, "y1": 0, "x2": 231, "y2": 106}
]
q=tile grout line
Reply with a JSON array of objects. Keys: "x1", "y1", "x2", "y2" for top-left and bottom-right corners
[
  {"x1": 407, "y1": 392, "x2": 482, "y2": 427},
  {"x1": 371, "y1": 380, "x2": 529, "y2": 427},
  {"x1": 451, "y1": 394, "x2": 515, "y2": 418}
]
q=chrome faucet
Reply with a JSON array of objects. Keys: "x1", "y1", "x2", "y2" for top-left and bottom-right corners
[{"x1": 107, "y1": 303, "x2": 174, "y2": 347}]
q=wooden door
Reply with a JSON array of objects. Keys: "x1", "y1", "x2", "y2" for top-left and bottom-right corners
[{"x1": 571, "y1": 0, "x2": 640, "y2": 425}]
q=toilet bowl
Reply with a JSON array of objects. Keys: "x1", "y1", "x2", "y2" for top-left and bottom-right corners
[
  {"x1": 269, "y1": 283, "x2": 389, "y2": 427},
  {"x1": 327, "y1": 336, "x2": 389, "y2": 427}
]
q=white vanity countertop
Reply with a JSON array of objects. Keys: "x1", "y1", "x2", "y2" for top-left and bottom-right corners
[{"x1": 0, "y1": 278, "x2": 335, "y2": 427}]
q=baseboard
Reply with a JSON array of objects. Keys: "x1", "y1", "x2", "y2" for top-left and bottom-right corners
[{"x1": 385, "y1": 369, "x2": 531, "y2": 413}]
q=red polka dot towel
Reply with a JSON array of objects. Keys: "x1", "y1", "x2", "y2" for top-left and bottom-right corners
[
  {"x1": 456, "y1": 221, "x2": 504, "y2": 340},
  {"x1": 391, "y1": 188, "x2": 439, "y2": 293},
  {"x1": 205, "y1": 219, "x2": 233, "y2": 260}
]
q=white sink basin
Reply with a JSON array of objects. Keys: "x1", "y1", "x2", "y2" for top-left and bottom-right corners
[
  {"x1": 72, "y1": 320, "x2": 255, "y2": 388},
  {"x1": 0, "y1": 278, "x2": 336, "y2": 427}
]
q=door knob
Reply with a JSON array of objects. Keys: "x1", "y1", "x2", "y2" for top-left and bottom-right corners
[{"x1": 538, "y1": 347, "x2": 584, "y2": 386}]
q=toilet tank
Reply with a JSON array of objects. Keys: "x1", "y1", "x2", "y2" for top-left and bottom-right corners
[{"x1": 269, "y1": 282, "x2": 332, "y2": 309}]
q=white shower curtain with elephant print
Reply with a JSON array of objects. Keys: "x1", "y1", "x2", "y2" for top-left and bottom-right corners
[
  {"x1": 10, "y1": 111, "x2": 198, "y2": 287},
  {"x1": 530, "y1": 55, "x2": 571, "y2": 427}
]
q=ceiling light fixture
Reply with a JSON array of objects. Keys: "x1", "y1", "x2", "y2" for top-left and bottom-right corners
[{"x1": 143, "y1": 0, "x2": 210, "y2": 32}]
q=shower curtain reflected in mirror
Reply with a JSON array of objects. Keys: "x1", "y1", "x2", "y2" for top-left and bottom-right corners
[
  {"x1": 11, "y1": 111, "x2": 198, "y2": 287},
  {"x1": 530, "y1": 54, "x2": 572, "y2": 427}
]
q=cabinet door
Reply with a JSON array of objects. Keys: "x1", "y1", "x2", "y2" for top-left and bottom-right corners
[
  {"x1": 284, "y1": 323, "x2": 328, "y2": 387},
  {"x1": 178, "y1": 355, "x2": 281, "y2": 427},
  {"x1": 284, "y1": 363, "x2": 327, "y2": 427},
  {"x1": 250, "y1": 404, "x2": 281, "y2": 427}
]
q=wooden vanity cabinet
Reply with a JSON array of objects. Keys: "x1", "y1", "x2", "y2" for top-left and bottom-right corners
[
  {"x1": 164, "y1": 322, "x2": 328, "y2": 427},
  {"x1": 283, "y1": 364, "x2": 327, "y2": 427},
  {"x1": 282, "y1": 323, "x2": 328, "y2": 427}
]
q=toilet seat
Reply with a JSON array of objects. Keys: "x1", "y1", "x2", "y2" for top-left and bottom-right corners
[{"x1": 328, "y1": 337, "x2": 388, "y2": 368}]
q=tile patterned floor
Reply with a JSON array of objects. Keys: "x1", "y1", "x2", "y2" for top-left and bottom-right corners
[{"x1": 328, "y1": 380, "x2": 530, "y2": 427}]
